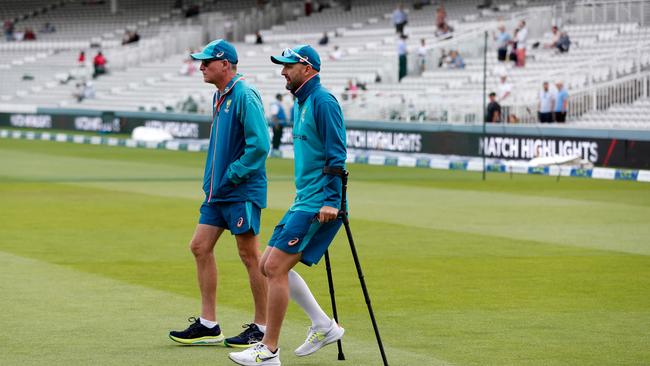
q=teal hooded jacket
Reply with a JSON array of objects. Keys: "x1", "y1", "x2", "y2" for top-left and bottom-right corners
[{"x1": 203, "y1": 74, "x2": 270, "y2": 208}]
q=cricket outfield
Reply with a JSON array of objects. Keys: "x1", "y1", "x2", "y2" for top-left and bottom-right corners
[{"x1": 1, "y1": 138, "x2": 649, "y2": 365}]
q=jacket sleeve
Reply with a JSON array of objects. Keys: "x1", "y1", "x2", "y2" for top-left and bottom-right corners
[
  {"x1": 314, "y1": 92, "x2": 347, "y2": 209},
  {"x1": 226, "y1": 89, "x2": 270, "y2": 184}
]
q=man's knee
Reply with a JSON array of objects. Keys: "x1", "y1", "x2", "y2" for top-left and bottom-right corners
[
  {"x1": 236, "y1": 233, "x2": 261, "y2": 268},
  {"x1": 189, "y1": 237, "x2": 212, "y2": 257},
  {"x1": 238, "y1": 247, "x2": 260, "y2": 269},
  {"x1": 263, "y1": 257, "x2": 291, "y2": 280},
  {"x1": 259, "y1": 255, "x2": 270, "y2": 277}
]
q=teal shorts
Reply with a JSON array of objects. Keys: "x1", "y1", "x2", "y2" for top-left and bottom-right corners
[
  {"x1": 199, "y1": 201, "x2": 261, "y2": 235},
  {"x1": 268, "y1": 210, "x2": 343, "y2": 266}
]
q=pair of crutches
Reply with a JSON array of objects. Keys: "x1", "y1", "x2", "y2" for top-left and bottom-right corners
[{"x1": 322, "y1": 167, "x2": 388, "y2": 366}]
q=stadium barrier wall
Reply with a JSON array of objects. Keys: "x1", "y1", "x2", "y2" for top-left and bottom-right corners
[
  {"x1": 2, "y1": 127, "x2": 649, "y2": 184},
  {"x1": 1, "y1": 109, "x2": 649, "y2": 169}
]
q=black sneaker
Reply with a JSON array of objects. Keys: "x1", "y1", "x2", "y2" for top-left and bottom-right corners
[
  {"x1": 224, "y1": 323, "x2": 264, "y2": 348},
  {"x1": 169, "y1": 317, "x2": 225, "y2": 345}
]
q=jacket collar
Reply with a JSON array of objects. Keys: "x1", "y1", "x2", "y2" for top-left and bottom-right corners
[
  {"x1": 293, "y1": 73, "x2": 320, "y2": 104},
  {"x1": 219, "y1": 73, "x2": 243, "y2": 98}
]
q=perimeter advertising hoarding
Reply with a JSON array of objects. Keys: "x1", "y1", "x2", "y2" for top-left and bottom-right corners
[
  {"x1": 0, "y1": 112, "x2": 210, "y2": 139},
  {"x1": 1, "y1": 112, "x2": 648, "y2": 168}
]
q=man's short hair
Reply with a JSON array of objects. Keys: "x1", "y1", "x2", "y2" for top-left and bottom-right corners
[{"x1": 489, "y1": 92, "x2": 496, "y2": 97}]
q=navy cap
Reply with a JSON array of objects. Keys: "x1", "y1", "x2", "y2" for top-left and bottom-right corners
[
  {"x1": 191, "y1": 39, "x2": 238, "y2": 64},
  {"x1": 270, "y1": 44, "x2": 321, "y2": 71}
]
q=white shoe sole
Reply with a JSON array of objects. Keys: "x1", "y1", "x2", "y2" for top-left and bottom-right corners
[{"x1": 228, "y1": 354, "x2": 281, "y2": 366}]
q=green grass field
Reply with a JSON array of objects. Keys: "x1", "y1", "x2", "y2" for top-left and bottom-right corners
[{"x1": 1, "y1": 138, "x2": 649, "y2": 366}]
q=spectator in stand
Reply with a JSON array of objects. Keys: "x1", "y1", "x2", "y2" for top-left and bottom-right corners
[
  {"x1": 554, "y1": 81, "x2": 569, "y2": 122},
  {"x1": 514, "y1": 20, "x2": 528, "y2": 67},
  {"x1": 316, "y1": 0, "x2": 330, "y2": 12},
  {"x1": 397, "y1": 34, "x2": 408, "y2": 81},
  {"x1": 435, "y1": 5, "x2": 447, "y2": 32},
  {"x1": 435, "y1": 22, "x2": 453, "y2": 39},
  {"x1": 434, "y1": 5, "x2": 454, "y2": 39},
  {"x1": 185, "y1": 4, "x2": 200, "y2": 17},
  {"x1": 121, "y1": 31, "x2": 130, "y2": 44},
  {"x1": 478, "y1": 0, "x2": 493, "y2": 9},
  {"x1": 122, "y1": 30, "x2": 140, "y2": 45},
  {"x1": 437, "y1": 48, "x2": 449, "y2": 68},
  {"x1": 269, "y1": 93, "x2": 287, "y2": 154},
  {"x1": 544, "y1": 26, "x2": 561, "y2": 50},
  {"x1": 509, "y1": 28, "x2": 519, "y2": 65},
  {"x1": 329, "y1": 45, "x2": 343, "y2": 60},
  {"x1": 538, "y1": 81, "x2": 555, "y2": 123},
  {"x1": 392, "y1": 3, "x2": 408, "y2": 36},
  {"x1": 318, "y1": 31, "x2": 329, "y2": 45},
  {"x1": 417, "y1": 38, "x2": 428, "y2": 74},
  {"x1": 493, "y1": 24, "x2": 511, "y2": 63},
  {"x1": 78, "y1": 51, "x2": 86, "y2": 66},
  {"x1": 23, "y1": 28, "x2": 36, "y2": 41},
  {"x1": 179, "y1": 56, "x2": 197, "y2": 76},
  {"x1": 255, "y1": 31, "x2": 264, "y2": 44},
  {"x1": 92, "y1": 51, "x2": 107, "y2": 79},
  {"x1": 557, "y1": 31, "x2": 571, "y2": 53},
  {"x1": 344, "y1": 79, "x2": 359, "y2": 100},
  {"x1": 73, "y1": 80, "x2": 96, "y2": 102},
  {"x1": 304, "y1": 0, "x2": 313, "y2": 16},
  {"x1": 40, "y1": 22, "x2": 56, "y2": 33},
  {"x1": 497, "y1": 75, "x2": 512, "y2": 102},
  {"x1": 13, "y1": 28, "x2": 24, "y2": 41},
  {"x1": 447, "y1": 50, "x2": 465, "y2": 69},
  {"x1": 486, "y1": 92, "x2": 501, "y2": 123},
  {"x1": 4, "y1": 19, "x2": 14, "y2": 41}
]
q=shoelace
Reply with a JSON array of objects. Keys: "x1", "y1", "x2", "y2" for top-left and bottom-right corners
[
  {"x1": 306, "y1": 328, "x2": 325, "y2": 345},
  {"x1": 251, "y1": 343, "x2": 266, "y2": 354},
  {"x1": 241, "y1": 323, "x2": 255, "y2": 330},
  {"x1": 239, "y1": 323, "x2": 259, "y2": 336},
  {"x1": 186, "y1": 317, "x2": 204, "y2": 330}
]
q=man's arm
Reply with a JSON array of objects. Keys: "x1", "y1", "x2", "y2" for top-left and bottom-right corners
[
  {"x1": 314, "y1": 92, "x2": 347, "y2": 222},
  {"x1": 226, "y1": 90, "x2": 271, "y2": 184}
]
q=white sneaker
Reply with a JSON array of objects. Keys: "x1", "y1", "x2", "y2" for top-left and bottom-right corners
[
  {"x1": 294, "y1": 318, "x2": 345, "y2": 357},
  {"x1": 229, "y1": 343, "x2": 281, "y2": 366}
]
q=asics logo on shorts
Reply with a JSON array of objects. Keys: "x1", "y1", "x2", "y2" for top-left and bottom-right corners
[
  {"x1": 288, "y1": 237, "x2": 300, "y2": 246},
  {"x1": 237, "y1": 217, "x2": 244, "y2": 228}
]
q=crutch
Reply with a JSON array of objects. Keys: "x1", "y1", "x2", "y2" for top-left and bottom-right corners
[{"x1": 323, "y1": 167, "x2": 389, "y2": 366}]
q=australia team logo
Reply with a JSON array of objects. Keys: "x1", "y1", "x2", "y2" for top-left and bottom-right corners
[
  {"x1": 300, "y1": 107, "x2": 307, "y2": 123},
  {"x1": 224, "y1": 99, "x2": 232, "y2": 113},
  {"x1": 236, "y1": 217, "x2": 244, "y2": 228}
]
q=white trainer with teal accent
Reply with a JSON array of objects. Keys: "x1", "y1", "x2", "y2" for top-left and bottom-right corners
[
  {"x1": 229, "y1": 343, "x2": 281, "y2": 366},
  {"x1": 294, "y1": 318, "x2": 345, "y2": 357}
]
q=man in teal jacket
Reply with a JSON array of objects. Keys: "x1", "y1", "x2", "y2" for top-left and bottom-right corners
[
  {"x1": 169, "y1": 39, "x2": 270, "y2": 348},
  {"x1": 230, "y1": 45, "x2": 346, "y2": 366}
]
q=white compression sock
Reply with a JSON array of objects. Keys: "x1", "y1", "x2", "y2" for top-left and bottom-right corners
[
  {"x1": 199, "y1": 317, "x2": 218, "y2": 328},
  {"x1": 288, "y1": 269, "x2": 332, "y2": 330}
]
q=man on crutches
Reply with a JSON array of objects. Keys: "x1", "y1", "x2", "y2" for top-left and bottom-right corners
[{"x1": 229, "y1": 44, "x2": 346, "y2": 366}]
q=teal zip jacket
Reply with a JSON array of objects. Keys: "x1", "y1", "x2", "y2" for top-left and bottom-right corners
[
  {"x1": 203, "y1": 74, "x2": 270, "y2": 208},
  {"x1": 290, "y1": 74, "x2": 347, "y2": 212}
]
